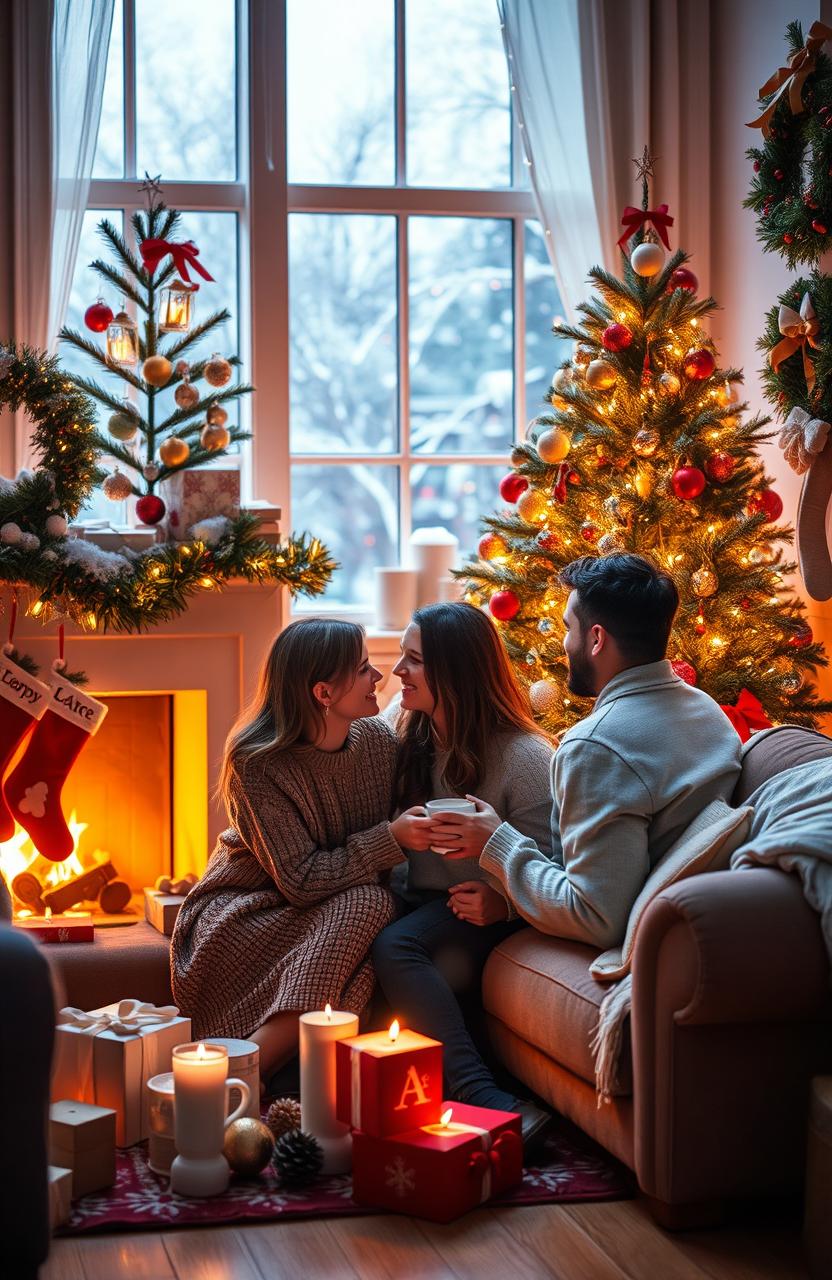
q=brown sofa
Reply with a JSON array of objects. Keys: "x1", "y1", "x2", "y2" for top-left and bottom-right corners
[{"x1": 482, "y1": 725, "x2": 832, "y2": 1226}]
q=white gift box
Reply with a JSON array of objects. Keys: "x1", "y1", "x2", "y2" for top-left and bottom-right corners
[
  {"x1": 51, "y1": 999, "x2": 191, "y2": 1147},
  {"x1": 143, "y1": 886, "x2": 186, "y2": 936}
]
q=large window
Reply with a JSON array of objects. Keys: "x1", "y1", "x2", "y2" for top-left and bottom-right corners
[{"x1": 74, "y1": 0, "x2": 565, "y2": 609}]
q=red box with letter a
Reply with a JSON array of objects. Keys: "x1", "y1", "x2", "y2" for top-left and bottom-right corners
[{"x1": 335, "y1": 1027, "x2": 443, "y2": 1138}]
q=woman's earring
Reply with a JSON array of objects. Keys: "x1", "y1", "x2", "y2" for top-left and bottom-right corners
[{"x1": 324, "y1": 704, "x2": 330, "y2": 718}]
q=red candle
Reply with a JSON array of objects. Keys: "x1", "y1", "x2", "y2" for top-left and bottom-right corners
[{"x1": 336, "y1": 1020, "x2": 443, "y2": 1137}]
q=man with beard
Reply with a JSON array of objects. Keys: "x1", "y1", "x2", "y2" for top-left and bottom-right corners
[{"x1": 440, "y1": 553, "x2": 741, "y2": 947}]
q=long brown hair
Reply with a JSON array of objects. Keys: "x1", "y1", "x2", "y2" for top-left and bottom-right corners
[
  {"x1": 395, "y1": 602, "x2": 544, "y2": 809},
  {"x1": 218, "y1": 618, "x2": 364, "y2": 810}
]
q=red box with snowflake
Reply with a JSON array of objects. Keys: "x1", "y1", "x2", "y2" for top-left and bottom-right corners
[
  {"x1": 335, "y1": 1024, "x2": 443, "y2": 1138},
  {"x1": 351, "y1": 1101, "x2": 522, "y2": 1222}
]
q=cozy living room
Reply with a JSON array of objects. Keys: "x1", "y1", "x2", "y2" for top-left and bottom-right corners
[{"x1": 2, "y1": 1, "x2": 832, "y2": 1277}]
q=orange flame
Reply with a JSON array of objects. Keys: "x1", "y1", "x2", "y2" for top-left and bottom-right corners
[
  {"x1": 388, "y1": 1019, "x2": 400, "y2": 1043},
  {"x1": 441, "y1": 1107, "x2": 453, "y2": 1127},
  {"x1": 325, "y1": 1003, "x2": 332, "y2": 1021}
]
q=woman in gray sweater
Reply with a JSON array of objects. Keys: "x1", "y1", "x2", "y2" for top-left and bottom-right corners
[{"x1": 372, "y1": 602, "x2": 555, "y2": 1119}]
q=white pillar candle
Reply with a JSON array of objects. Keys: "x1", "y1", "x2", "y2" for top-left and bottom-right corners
[
  {"x1": 170, "y1": 1042, "x2": 250, "y2": 1197},
  {"x1": 300, "y1": 1005, "x2": 359, "y2": 1175},
  {"x1": 409, "y1": 527, "x2": 459, "y2": 607},
  {"x1": 374, "y1": 566, "x2": 418, "y2": 631}
]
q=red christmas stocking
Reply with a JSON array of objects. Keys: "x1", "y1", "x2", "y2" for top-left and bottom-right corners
[
  {"x1": 4, "y1": 671, "x2": 108, "y2": 861},
  {"x1": 0, "y1": 648, "x2": 50, "y2": 841}
]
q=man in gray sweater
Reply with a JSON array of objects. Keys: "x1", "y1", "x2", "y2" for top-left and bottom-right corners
[{"x1": 438, "y1": 554, "x2": 742, "y2": 948}]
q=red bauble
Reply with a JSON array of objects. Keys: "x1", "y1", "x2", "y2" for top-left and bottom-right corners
[
  {"x1": 671, "y1": 660, "x2": 697, "y2": 686},
  {"x1": 666, "y1": 268, "x2": 698, "y2": 294},
  {"x1": 682, "y1": 348, "x2": 716, "y2": 381},
  {"x1": 136, "y1": 494, "x2": 166, "y2": 525},
  {"x1": 748, "y1": 489, "x2": 784, "y2": 522},
  {"x1": 602, "y1": 323, "x2": 633, "y2": 353},
  {"x1": 788, "y1": 623, "x2": 813, "y2": 649},
  {"x1": 740, "y1": 598, "x2": 752, "y2": 610},
  {"x1": 671, "y1": 465, "x2": 706, "y2": 500},
  {"x1": 704, "y1": 452, "x2": 735, "y2": 484},
  {"x1": 499, "y1": 473, "x2": 529, "y2": 504},
  {"x1": 489, "y1": 589, "x2": 521, "y2": 621},
  {"x1": 84, "y1": 300, "x2": 114, "y2": 332},
  {"x1": 813, "y1": 220, "x2": 829, "y2": 234},
  {"x1": 536, "y1": 529, "x2": 559, "y2": 551}
]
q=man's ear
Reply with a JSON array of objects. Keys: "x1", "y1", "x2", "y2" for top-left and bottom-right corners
[
  {"x1": 312, "y1": 680, "x2": 331, "y2": 708},
  {"x1": 590, "y1": 624, "x2": 606, "y2": 657}
]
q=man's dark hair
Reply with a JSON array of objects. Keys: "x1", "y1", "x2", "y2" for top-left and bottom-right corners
[{"x1": 559, "y1": 554, "x2": 679, "y2": 663}]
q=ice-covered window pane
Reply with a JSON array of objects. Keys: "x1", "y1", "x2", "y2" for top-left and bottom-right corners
[
  {"x1": 524, "y1": 221, "x2": 571, "y2": 423},
  {"x1": 409, "y1": 217, "x2": 513, "y2": 456},
  {"x1": 293, "y1": 464, "x2": 399, "y2": 607},
  {"x1": 411, "y1": 462, "x2": 506, "y2": 557},
  {"x1": 289, "y1": 214, "x2": 398, "y2": 455},
  {"x1": 288, "y1": 0, "x2": 394, "y2": 186},
  {"x1": 406, "y1": 0, "x2": 510, "y2": 188},
  {"x1": 136, "y1": 0, "x2": 236, "y2": 181},
  {"x1": 93, "y1": 0, "x2": 124, "y2": 179}
]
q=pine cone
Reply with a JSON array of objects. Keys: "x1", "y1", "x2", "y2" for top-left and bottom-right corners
[
  {"x1": 265, "y1": 1096, "x2": 301, "y2": 1141},
  {"x1": 272, "y1": 1129, "x2": 324, "y2": 1187}
]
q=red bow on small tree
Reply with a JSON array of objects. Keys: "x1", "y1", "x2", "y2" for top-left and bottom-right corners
[
  {"x1": 139, "y1": 238, "x2": 215, "y2": 285},
  {"x1": 617, "y1": 203, "x2": 674, "y2": 250},
  {"x1": 719, "y1": 688, "x2": 773, "y2": 743}
]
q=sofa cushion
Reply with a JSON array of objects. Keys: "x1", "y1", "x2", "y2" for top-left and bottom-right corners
[
  {"x1": 589, "y1": 799, "x2": 753, "y2": 981},
  {"x1": 483, "y1": 930, "x2": 633, "y2": 1095},
  {"x1": 733, "y1": 725, "x2": 832, "y2": 804}
]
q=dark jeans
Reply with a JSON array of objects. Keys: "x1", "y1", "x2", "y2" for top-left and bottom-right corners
[{"x1": 371, "y1": 893, "x2": 523, "y2": 1111}]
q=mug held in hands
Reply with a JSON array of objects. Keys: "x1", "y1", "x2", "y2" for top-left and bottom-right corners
[{"x1": 425, "y1": 798, "x2": 476, "y2": 855}]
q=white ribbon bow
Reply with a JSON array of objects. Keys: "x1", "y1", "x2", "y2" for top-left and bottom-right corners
[
  {"x1": 58, "y1": 998, "x2": 180, "y2": 1037},
  {"x1": 778, "y1": 405, "x2": 831, "y2": 474}
]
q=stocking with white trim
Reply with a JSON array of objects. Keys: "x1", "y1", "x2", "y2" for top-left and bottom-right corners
[{"x1": 0, "y1": 647, "x2": 50, "y2": 841}]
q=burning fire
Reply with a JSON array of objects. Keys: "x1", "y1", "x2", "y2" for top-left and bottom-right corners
[{"x1": 0, "y1": 812, "x2": 96, "y2": 912}]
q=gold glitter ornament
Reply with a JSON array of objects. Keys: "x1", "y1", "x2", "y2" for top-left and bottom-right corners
[
  {"x1": 205, "y1": 354, "x2": 233, "y2": 387},
  {"x1": 223, "y1": 1118, "x2": 275, "y2": 1176},
  {"x1": 585, "y1": 359, "x2": 617, "y2": 390},
  {"x1": 691, "y1": 566, "x2": 718, "y2": 597},
  {"x1": 529, "y1": 679, "x2": 560, "y2": 715},
  {"x1": 634, "y1": 468, "x2": 653, "y2": 498},
  {"x1": 159, "y1": 436, "x2": 190, "y2": 467},
  {"x1": 517, "y1": 487, "x2": 549, "y2": 523},
  {"x1": 598, "y1": 531, "x2": 626, "y2": 554},
  {"x1": 200, "y1": 423, "x2": 231, "y2": 451},
  {"x1": 141, "y1": 355, "x2": 173, "y2": 387},
  {"x1": 174, "y1": 380, "x2": 200, "y2": 410},
  {"x1": 207, "y1": 401, "x2": 229, "y2": 426},
  {"x1": 102, "y1": 469, "x2": 133, "y2": 501}
]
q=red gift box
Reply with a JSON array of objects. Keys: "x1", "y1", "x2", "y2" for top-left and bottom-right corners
[
  {"x1": 335, "y1": 1026, "x2": 443, "y2": 1138},
  {"x1": 352, "y1": 1101, "x2": 522, "y2": 1222}
]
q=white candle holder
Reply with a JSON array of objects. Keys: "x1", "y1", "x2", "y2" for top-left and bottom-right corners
[
  {"x1": 299, "y1": 1007, "x2": 359, "y2": 1175},
  {"x1": 374, "y1": 566, "x2": 418, "y2": 631},
  {"x1": 170, "y1": 1042, "x2": 250, "y2": 1197}
]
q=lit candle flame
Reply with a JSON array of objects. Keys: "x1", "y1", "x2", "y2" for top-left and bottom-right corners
[
  {"x1": 325, "y1": 1003, "x2": 332, "y2": 1022},
  {"x1": 441, "y1": 1107, "x2": 453, "y2": 1127},
  {"x1": 196, "y1": 1042, "x2": 207, "y2": 1059},
  {"x1": 44, "y1": 907, "x2": 52, "y2": 920},
  {"x1": 388, "y1": 1019, "x2": 400, "y2": 1043}
]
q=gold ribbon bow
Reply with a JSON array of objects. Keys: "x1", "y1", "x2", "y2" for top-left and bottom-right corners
[
  {"x1": 769, "y1": 293, "x2": 821, "y2": 394},
  {"x1": 747, "y1": 21, "x2": 832, "y2": 137}
]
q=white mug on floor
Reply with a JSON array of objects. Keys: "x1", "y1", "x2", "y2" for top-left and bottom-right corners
[{"x1": 425, "y1": 798, "x2": 476, "y2": 854}]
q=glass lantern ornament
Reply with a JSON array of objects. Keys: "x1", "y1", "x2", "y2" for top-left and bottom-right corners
[
  {"x1": 106, "y1": 310, "x2": 139, "y2": 367},
  {"x1": 158, "y1": 278, "x2": 197, "y2": 334}
]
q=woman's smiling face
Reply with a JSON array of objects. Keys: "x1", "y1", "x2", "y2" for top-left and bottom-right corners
[{"x1": 393, "y1": 623, "x2": 436, "y2": 715}]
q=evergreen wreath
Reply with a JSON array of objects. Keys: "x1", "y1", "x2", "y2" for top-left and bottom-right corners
[
  {"x1": 758, "y1": 271, "x2": 832, "y2": 421},
  {"x1": 745, "y1": 20, "x2": 832, "y2": 271}
]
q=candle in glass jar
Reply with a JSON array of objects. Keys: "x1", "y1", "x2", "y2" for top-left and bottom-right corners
[{"x1": 299, "y1": 1004, "x2": 359, "y2": 1175}]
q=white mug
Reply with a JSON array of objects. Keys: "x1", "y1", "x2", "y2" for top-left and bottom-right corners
[{"x1": 425, "y1": 798, "x2": 476, "y2": 854}]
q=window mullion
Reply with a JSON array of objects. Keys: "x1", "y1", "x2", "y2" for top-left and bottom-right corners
[
  {"x1": 123, "y1": 0, "x2": 136, "y2": 179},
  {"x1": 514, "y1": 215, "x2": 526, "y2": 441},
  {"x1": 397, "y1": 211, "x2": 411, "y2": 558},
  {"x1": 395, "y1": 0, "x2": 406, "y2": 188}
]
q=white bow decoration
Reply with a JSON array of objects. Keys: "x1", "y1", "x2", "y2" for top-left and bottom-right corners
[
  {"x1": 778, "y1": 405, "x2": 831, "y2": 474},
  {"x1": 58, "y1": 998, "x2": 180, "y2": 1037}
]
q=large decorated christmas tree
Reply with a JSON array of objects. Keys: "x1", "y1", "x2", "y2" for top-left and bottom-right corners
[{"x1": 461, "y1": 151, "x2": 832, "y2": 736}]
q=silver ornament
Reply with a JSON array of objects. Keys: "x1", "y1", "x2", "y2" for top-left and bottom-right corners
[
  {"x1": 537, "y1": 617, "x2": 554, "y2": 635},
  {"x1": 143, "y1": 462, "x2": 161, "y2": 482}
]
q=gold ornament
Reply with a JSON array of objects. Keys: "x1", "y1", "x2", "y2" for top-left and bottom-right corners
[
  {"x1": 573, "y1": 342, "x2": 594, "y2": 368},
  {"x1": 200, "y1": 422, "x2": 231, "y2": 451},
  {"x1": 517, "y1": 487, "x2": 549, "y2": 524},
  {"x1": 266, "y1": 1096, "x2": 302, "y2": 1140},
  {"x1": 632, "y1": 428, "x2": 659, "y2": 457},
  {"x1": 536, "y1": 428, "x2": 571, "y2": 464},
  {"x1": 174, "y1": 380, "x2": 200, "y2": 410},
  {"x1": 749, "y1": 544, "x2": 776, "y2": 565},
  {"x1": 478, "y1": 532, "x2": 509, "y2": 561},
  {"x1": 529, "y1": 678, "x2": 560, "y2": 715},
  {"x1": 222, "y1": 1118, "x2": 275, "y2": 1176},
  {"x1": 634, "y1": 468, "x2": 653, "y2": 498},
  {"x1": 585, "y1": 359, "x2": 617, "y2": 390},
  {"x1": 658, "y1": 371, "x2": 681, "y2": 396},
  {"x1": 715, "y1": 379, "x2": 740, "y2": 408},
  {"x1": 102, "y1": 469, "x2": 133, "y2": 501},
  {"x1": 781, "y1": 670, "x2": 803, "y2": 695},
  {"x1": 552, "y1": 367, "x2": 573, "y2": 393},
  {"x1": 142, "y1": 355, "x2": 173, "y2": 387},
  {"x1": 603, "y1": 495, "x2": 633, "y2": 526},
  {"x1": 207, "y1": 401, "x2": 229, "y2": 426},
  {"x1": 159, "y1": 436, "x2": 190, "y2": 467},
  {"x1": 107, "y1": 407, "x2": 139, "y2": 441},
  {"x1": 691, "y1": 566, "x2": 718, "y2": 597},
  {"x1": 205, "y1": 354, "x2": 233, "y2": 387},
  {"x1": 598, "y1": 531, "x2": 626, "y2": 554}
]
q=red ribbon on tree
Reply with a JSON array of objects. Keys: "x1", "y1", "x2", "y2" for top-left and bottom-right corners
[
  {"x1": 139, "y1": 238, "x2": 214, "y2": 285},
  {"x1": 719, "y1": 688, "x2": 772, "y2": 743},
  {"x1": 553, "y1": 461, "x2": 570, "y2": 504},
  {"x1": 617, "y1": 204, "x2": 674, "y2": 250}
]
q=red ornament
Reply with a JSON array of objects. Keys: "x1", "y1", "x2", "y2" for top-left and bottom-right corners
[
  {"x1": 580, "y1": 521, "x2": 598, "y2": 542},
  {"x1": 568, "y1": 469, "x2": 581, "y2": 485},
  {"x1": 602, "y1": 323, "x2": 633, "y2": 352},
  {"x1": 499, "y1": 473, "x2": 528, "y2": 503},
  {"x1": 694, "y1": 614, "x2": 707, "y2": 636},
  {"x1": 783, "y1": 233, "x2": 794, "y2": 244},
  {"x1": 813, "y1": 220, "x2": 828, "y2": 234},
  {"x1": 671, "y1": 660, "x2": 697, "y2": 686},
  {"x1": 740, "y1": 598, "x2": 752, "y2": 610},
  {"x1": 536, "y1": 529, "x2": 559, "y2": 552},
  {"x1": 136, "y1": 494, "x2": 166, "y2": 525},
  {"x1": 704, "y1": 452, "x2": 735, "y2": 484},
  {"x1": 666, "y1": 267, "x2": 698, "y2": 294},
  {"x1": 489, "y1": 589, "x2": 521, "y2": 621},
  {"x1": 682, "y1": 348, "x2": 716, "y2": 381},
  {"x1": 671, "y1": 465, "x2": 706, "y2": 500},
  {"x1": 788, "y1": 623, "x2": 813, "y2": 649},
  {"x1": 753, "y1": 160, "x2": 761, "y2": 173},
  {"x1": 84, "y1": 300, "x2": 114, "y2": 333},
  {"x1": 748, "y1": 489, "x2": 784, "y2": 521},
  {"x1": 774, "y1": 169, "x2": 784, "y2": 180}
]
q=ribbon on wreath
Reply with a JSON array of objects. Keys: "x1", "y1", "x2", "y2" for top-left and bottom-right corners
[
  {"x1": 467, "y1": 1129, "x2": 523, "y2": 1203},
  {"x1": 777, "y1": 405, "x2": 831, "y2": 474},
  {"x1": 747, "y1": 21, "x2": 832, "y2": 138},
  {"x1": 616, "y1": 203, "x2": 674, "y2": 251},
  {"x1": 768, "y1": 294, "x2": 821, "y2": 395},
  {"x1": 719, "y1": 689, "x2": 772, "y2": 743},
  {"x1": 139, "y1": 237, "x2": 214, "y2": 285}
]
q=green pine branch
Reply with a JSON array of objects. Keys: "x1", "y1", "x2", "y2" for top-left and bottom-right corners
[
  {"x1": 97, "y1": 218, "x2": 144, "y2": 282},
  {"x1": 58, "y1": 329, "x2": 146, "y2": 393},
  {"x1": 161, "y1": 309, "x2": 232, "y2": 361},
  {"x1": 157, "y1": 383, "x2": 254, "y2": 435},
  {"x1": 88, "y1": 260, "x2": 148, "y2": 313}
]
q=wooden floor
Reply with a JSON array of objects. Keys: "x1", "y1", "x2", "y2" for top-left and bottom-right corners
[{"x1": 43, "y1": 1197, "x2": 810, "y2": 1280}]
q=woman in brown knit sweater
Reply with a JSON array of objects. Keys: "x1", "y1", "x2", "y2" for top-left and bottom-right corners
[{"x1": 171, "y1": 619, "x2": 424, "y2": 1079}]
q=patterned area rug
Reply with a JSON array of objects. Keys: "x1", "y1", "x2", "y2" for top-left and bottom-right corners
[{"x1": 59, "y1": 1115, "x2": 632, "y2": 1234}]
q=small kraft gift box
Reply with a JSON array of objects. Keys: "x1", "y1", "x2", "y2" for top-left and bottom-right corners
[
  {"x1": 335, "y1": 1024, "x2": 443, "y2": 1138},
  {"x1": 352, "y1": 1101, "x2": 523, "y2": 1222},
  {"x1": 49, "y1": 1100, "x2": 116, "y2": 1198},
  {"x1": 51, "y1": 999, "x2": 190, "y2": 1146}
]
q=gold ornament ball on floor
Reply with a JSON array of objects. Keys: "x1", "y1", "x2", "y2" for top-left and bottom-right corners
[
  {"x1": 142, "y1": 355, "x2": 173, "y2": 387},
  {"x1": 159, "y1": 436, "x2": 190, "y2": 467},
  {"x1": 517, "y1": 487, "x2": 549, "y2": 523},
  {"x1": 102, "y1": 469, "x2": 133, "y2": 501},
  {"x1": 529, "y1": 678, "x2": 560, "y2": 715},
  {"x1": 691, "y1": 566, "x2": 718, "y2": 597},
  {"x1": 630, "y1": 241, "x2": 665, "y2": 276},
  {"x1": 205, "y1": 354, "x2": 233, "y2": 387},
  {"x1": 266, "y1": 1096, "x2": 302, "y2": 1140},
  {"x1": 585, "y1": 359, "x2": 617, "y2": 390},
  {"x1": 107, "y1": 409, "x2": 139, "y2": 441},
  {"x1": 536, "y1": 428, "x2": 571, "y2": 464},
  {"x1": 174, "y1": 381, "x2": 200, "y2": 410},
  {"x1": 223, "y1": 1118, "x2": 275, "y2": 1176},
  {"x1": 200, "y1": 422, "x2": 231, "y2": 451},
  {"x1": 207, "y1": 401, "x2": 229, "y2": 426}
]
